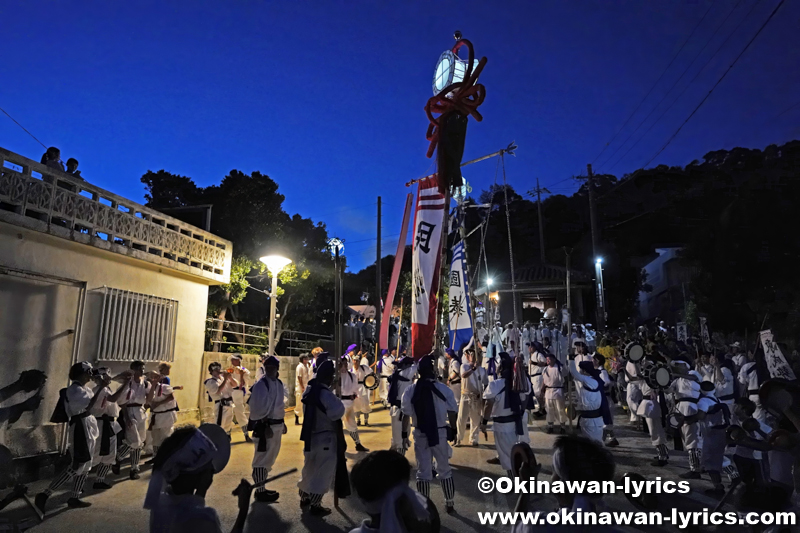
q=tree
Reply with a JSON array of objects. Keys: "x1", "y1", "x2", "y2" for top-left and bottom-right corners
[{"x1": 141, "y1": 169, "x2": 335, "y2": 348}]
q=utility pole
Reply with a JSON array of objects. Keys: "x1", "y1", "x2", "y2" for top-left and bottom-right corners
[
  {"x1": 334, "y1": 246, "x2": 341, "y2": 359},
  {"x1": 528, "y1": 178, "x2": 550, "y2": 263},
  {"x1": 376, "y1": 197, "x2": 382, "y2": 353},
  {"x1": 586, "y1": 164, "x2": 605, "y2": 330}
]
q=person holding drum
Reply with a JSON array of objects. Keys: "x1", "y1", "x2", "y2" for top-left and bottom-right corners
[
  {"x1": 353, "y1": 356, "x2": 375, "y2": 427},
  {"x1": 592, "y1": 353, "x2": 619, "y2": 447},
  {"x1": 623, "y1": 343, "x2": 645, "y2": 427}
]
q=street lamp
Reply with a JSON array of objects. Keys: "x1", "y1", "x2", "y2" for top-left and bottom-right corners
[
  {"x1": 259, "y1": 254, "x2": 292, "y2": 356},
  {"x1": 594, "y1": 258, "x2": 605, "y2": 327},
  {"x1": 487, "y1": 277, "x2": 494, "y2": 287}
]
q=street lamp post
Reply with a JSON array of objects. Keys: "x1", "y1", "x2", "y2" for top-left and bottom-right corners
[
  {"x1": 260, "y1": 254, "x2": 293, "y2": 357},
  {"x1": 595, "y1": 258, "x2": 606, "y2": 328}
]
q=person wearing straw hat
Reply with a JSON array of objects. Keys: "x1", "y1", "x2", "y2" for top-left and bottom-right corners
[
  {"x1": 227, "y1": 354, "x2": 252, "y2": 442},
  {"x1": 247, "y1": 355, "x2": 288, "y2": 503},
  {"x1": 401, "y1": 354, "x2": 459, "y2": 515},
  {"x1": 35, "y1": 362, "x2": 104, "y2": 513},
  {"x1": 298, "y1": 358, "x2": 347, "y2": 517},
  {"x1": 143, "y1": 424, "x2": 250, "y2": 533}
]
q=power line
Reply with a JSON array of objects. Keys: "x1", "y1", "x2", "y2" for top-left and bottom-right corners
[
  {"x1": 642, "y1": 0, "x2": 785, "y2": 168},
  {"x1": 590, "y1": 0, "x2": 716, "y2": 166},
  {"x1": 599, "y1": 0, "x2": 744, "y2": 173},
  {"x1": 0, "y1": 104, "x2": 47, "y2": 149},
  {"x1": 605, "y1": 0, "x2": 758, "y2": 174}
]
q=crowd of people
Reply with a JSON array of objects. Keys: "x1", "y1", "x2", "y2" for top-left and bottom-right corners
[{"x1": 33, "y1": 316, "x2": 800, "y2": 532}]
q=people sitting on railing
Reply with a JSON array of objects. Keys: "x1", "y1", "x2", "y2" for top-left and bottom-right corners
[{"x1": 40, "y1": 147, "x2": 64, "y2": 172}]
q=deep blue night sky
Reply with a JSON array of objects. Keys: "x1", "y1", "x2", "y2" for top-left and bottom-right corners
[{"x1": 2, "y1": 0, "x2": 798, "y2": 270}]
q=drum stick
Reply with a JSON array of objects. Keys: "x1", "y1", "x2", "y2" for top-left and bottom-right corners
[{"x1": 249, "y1": 468, "x2": 298, "y2": 489}]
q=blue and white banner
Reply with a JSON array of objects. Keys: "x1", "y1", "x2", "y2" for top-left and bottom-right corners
[{"x1": 448, "y1": 240, "x2": 473, "y2": 353}]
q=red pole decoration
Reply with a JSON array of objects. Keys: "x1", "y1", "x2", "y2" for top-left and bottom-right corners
[
  {"x1": 379, "y1": 193, "x2": 414, "y2": 349},
  {"x1": 425, "y1": 37, "x2": 487, "y2": 195}
]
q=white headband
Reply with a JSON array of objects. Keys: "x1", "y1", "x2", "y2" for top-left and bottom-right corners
[
  {"x1": 360, "y1": 483, "x2": 430, "y2": 533},
  {"x1": 143, "y1": 430, "x2": 218, "y2": 509}
]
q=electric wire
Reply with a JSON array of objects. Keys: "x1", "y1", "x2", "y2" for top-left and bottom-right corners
[{"x1": 0, "y1": 104, "x2": 47, "y2": 149}]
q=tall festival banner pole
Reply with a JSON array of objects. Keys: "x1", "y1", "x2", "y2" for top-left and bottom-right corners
[
  {"x1": 379, "y1": 194, "x2": 414, "y2": 349},
  {"x1": 411, "y1": 31, "x2": 487, "y2": 360}
]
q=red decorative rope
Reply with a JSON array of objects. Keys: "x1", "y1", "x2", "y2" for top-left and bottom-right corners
[{"x1": 424, "y1": 39, "x2": 487, "y2": 159}]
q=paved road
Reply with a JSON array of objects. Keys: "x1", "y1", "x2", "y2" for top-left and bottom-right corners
[{"x1": 3, "y1": 405, "x2": 735, "y2": 532}]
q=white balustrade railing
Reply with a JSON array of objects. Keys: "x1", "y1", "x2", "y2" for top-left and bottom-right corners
[{"x1": 0, "y1": 147, "x2": 232, "y2": 283}]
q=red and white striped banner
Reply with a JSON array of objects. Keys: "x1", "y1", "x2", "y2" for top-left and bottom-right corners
[{"x1": 411, "y1": 175, "x2": 446, "y2": 360}]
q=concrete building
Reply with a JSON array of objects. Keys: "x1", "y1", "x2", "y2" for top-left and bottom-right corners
[
  {"x1": 637, "y1": 247, "x2": 692, "y2": 324},
  {"x1": 0, "y1": 147, "x2": 231, "y2": 463}
]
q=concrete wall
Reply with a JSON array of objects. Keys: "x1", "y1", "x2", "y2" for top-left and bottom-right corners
[{"x1": 0, "y1": 222, "x2": 211, "y2": 457}]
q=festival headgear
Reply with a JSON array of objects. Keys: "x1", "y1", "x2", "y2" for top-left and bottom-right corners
[
  {"x1": 731, "y1": 341, "x2": 741, "y2": 348},
  {"x1": 263, "y1": 356, "x2": 280, "y2": 368},
  {"x1": 497, "y1": 352, "x2": 513, "y2": 376},
  {"x1": 445, "y1": 348, "x2": 455, "y2": 357},
  {"x1": 381, "y1": 349, "x2": 389, "y2": 356},
  {"x1": 699, "y1": 381, "x2": 715, "y2": 394},
  {"x1": 229, "y1": 354, "x2": 242, "y2": 363},
  {"x1": 360, "y1": 483, "x2": 431, "y2": 533},
  {"x1": 395, "y1": 356, "x2": 414, "y2": 369},
  {"x1": 417, "y1": 355, "x2": 436, "y2": 379},
  {"x1": 578, "y1": 361, "x2": 602, "y2": 378},
  {"x1": 208, "y1": 362, "x2": 222, "y2": 374},
  {"x1": 143, "y1": 424, "x2": 231, "y2": 510},
  {"x1": 315, "y1": 359, "x2": 335, "y2": 381},
  {"x1": 346, "y1": 344, "x2": 358, "y2": 353},
  {"x1": 69, "y1": 361, "x2": 94, "y2": 380}
]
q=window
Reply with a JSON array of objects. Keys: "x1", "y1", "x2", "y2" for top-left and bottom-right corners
[{"x1": 96, "y1": 287, "x2": 178, "y2": 362}]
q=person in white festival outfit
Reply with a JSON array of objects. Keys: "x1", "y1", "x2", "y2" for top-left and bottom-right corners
[
  {"x1": 295, "y1": 354, "x2": 310, "y2": 426},
  {"x1": 148, "y1": 370, "x2": 180, "y2": 461},
  {"x1": 338, "y1": 356, "x2": 370, "y2": 452},
  {"x1": 567, "y1": 358, "x2": 605, "y2": 444},
  {"x1": 388, "y1": 356, "x2": 417, "y2": 455},
  {"x1": 625, "y1": 356, "x2": 644, "y2": 425},
  {"x1": 114, "y1": 360, "x2": 152, "y2": 479},
  {"x1": 457, "y1": 349, "x2": 487, "y2": 447},
  {"x1": 542, "y1": 353, "x2": 566, "y2": 434},
  {"x1": 248, "y1": 355, "x2": 288, "y2": 503},
  {"x1": 378, "y1": 348, "x2": 396, "y2": 406},
  {"x1": 298, "y1": 358, "x2": 346, "y2": 517},
  {"x1": 204, "y1": 362, "x2": 234, "y2": 435},
  {"x1": 401, "y1": 354, "x2": 459, "y2": 514},
  {"x1": 353, "y1": 356, "x2": 374, "y2": 427},
  {"x1": 35, "y1": 362, "x2": 104, "y2": 513},
  {"x1": 528, "y1": 342, "x2": 548, "y2": 417},
  {"x1": 481, "y1": 352, "x2": 531, "y2": 476},
  {"x1": 671, "y1": 357, "x2": 703, "y2": 478},
  {"x1": 227, "y1": 354, "x2": 252, "y2": 442},
  {"x1": 88, "y1": 367, "x2": 126, "y2": 490}
]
